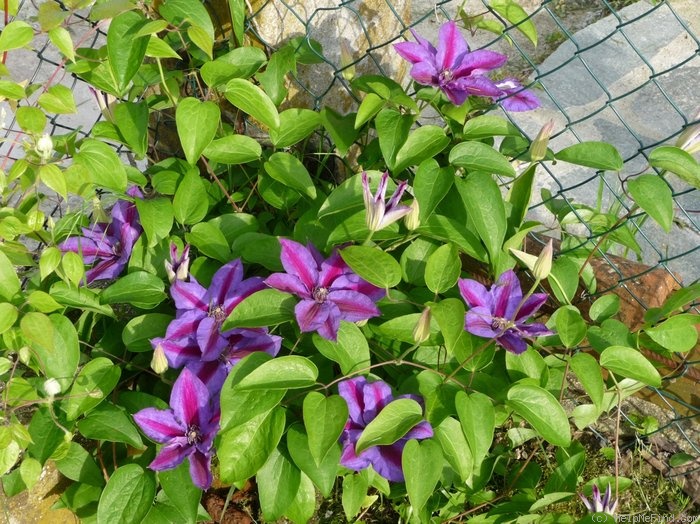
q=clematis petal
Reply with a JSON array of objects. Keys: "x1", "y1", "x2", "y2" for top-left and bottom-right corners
[
  {"x1": 149, "y1": 441, "x2": 191, "y2": 471},
  {"x1": 516, "y1": 293, "x2": 548, "y2": 320},
  {"x1": 451, "y1": 75, "x2": 504, "y2": 97},
  {"x1": 156, "y1": 335, "x2": 201, "y2": 368},
  {"x1": 367, "y1": 443, "x2": 405, "y2": 482},
  {"x1": 171, "y1": 280, "x2": 209, "y2": 312},
  {"x1": 187, "y1": 360, "x2": 228, "y2": 396},
  {"x1": 133, "y1": 408, "x2": 183, "y2": 442},
  {"x1": 361, "y1": 379, "x2": 393, "y2": 423},
  {"x1": 166, "y1": 310, "x2": 206, "y2": 340},
  {"x1": 499, "y1": 86, "x2": 541, "y2": 112},
  {"x1": 404, "y1": 420, "x2": 434, "y2": 440},
  {"x1": 518, "y1": 321, "x2": 552, "y2": 338},
  {"x1": 85, "y1": 256, "x2": 125, "y2": 283},
  {"x1": 328, "y1": 290, "x2": 381, "y2": 323},
  {"x1": 318, "y1": 250, "x2": 351, "y2": 288},
  {"x1": 334, "y1": 274, "x2": 385, "y2": 302},
  {"x1": 196, "y1": 317, "x2": 228, "y2": 362},
  {"x1": 492, "y1": 270, "x2": 522, "y2": 318},
  {"x1": 497, "y1": 331, "x2": 528, "y2": 354},
  {"x1": 436, "y1": 20, "x2": 468, "y2": 71},
  {"x1": 465, "y1": 306, "x2": 499, "y2": 339},
  {"x1": 208, "y1": 259, "x2": 244, "y2": 306},
  {"x1": 279, "y1": 239, "x2": 320, "y2": 290},
  {"x1": 410, "y1": 61, "x2": 439, "y2": 86},
  {"x1": 340, "y1": 429, "x2": 372, "y2": 471},
  {"x1": 458, "y1": 279, "x2": 492, "y2": 309},
  {"x1": 60, "y1": 236, "x2": 112, "y2": 261},
  {"x1": 453, "y1": 49, "x2": 507, "y2": 76},
  {"x1": 222, "y1": 276, "x2": 265, "y2": 314},
  {"x1": 265, "y1": 272, "x2": 310, "y2": 297},
  {"x1": 410, "y1": 28, "x2": 438, "y2": 55},
  {"x1": 170, "y1": 368, "x2": 212, "y2": 428},
  {"x1": 393, "y1": 41, "x2": 435, "y2": 65},
  {"x1": 338, "y1": 377, "x2": 368, "y2": 425},
  {"x1": 441, "y1": 84, "x2": 469, "y2": 106},
  {"x1": 295, "y1": 299, "x2": 330, "y2": 333},
  {"x1": 316, "y1": 302, "x2": 341, "y2": 341},
  {"x1": 188, "y1": 450, "x2": 213, "y2": 490}
]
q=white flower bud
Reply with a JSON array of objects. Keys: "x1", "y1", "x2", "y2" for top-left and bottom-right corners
[
  {"x1": 532, "y1": 239, "x2": 554, "y2": 280},
  {"x1": 529, "y1": 120, "x2": 554, "y2": 162},
  {"x1": 413, "y1": 307, "x2": 432, "y2": 344},
  {"x1": 404, "y1": 199, "x2": 421, "y2": 231},
  {"x1": 150, "y1": 344, "x2": 169, "y2": 374},
  {"x1": 44, "y1": 378, "x2": 62, "y2": 397},
  {"x1": 36, "y1": 134, "x2": 53, "y2": 162}
]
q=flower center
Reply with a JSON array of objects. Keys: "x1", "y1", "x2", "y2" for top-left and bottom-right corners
[
  {"x1": 491, "y1": 317, "x2": 516, "y2": 332},
  {"x1": 186, "y1": 424, "x2": 201, "y2": 445},
  {"x1": 439, "y1": 68, "x2": 453, "y2": 83},
  {"x1": 209, "y1": 304, "x2": 227, "y2": 322},
  {"x1": 313, "y1": 286, "x2": 329, "y2": 303}
]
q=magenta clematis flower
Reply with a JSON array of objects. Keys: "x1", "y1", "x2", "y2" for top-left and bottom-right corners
[
  {"x1": 158, "y1": 259, "x2": 265, "y2": 364},
  {"x1": 133, "y1": 368, "x2": 219, "y2": 489},
  {"x1": 580, "y1": 484, "x2": 618, "y2": 515},
  {"x1": 265, "y1": 239, "x2": 384, "y2": 341},
  {"x1": 338, "y1": 377, "x2": 433, "y2": 482},
  {"x1": 458, "y1": 269, "x2": 552, "y2": 354},
  {"x1": 362, "y1": 172, "x2": 412, "y2": 232},
  {"x1": 394, "y1": 21, "x2": 539, "y2": 111},
  {"x1": 59, "y1": 187, "x2": 143, "y2": 283}
]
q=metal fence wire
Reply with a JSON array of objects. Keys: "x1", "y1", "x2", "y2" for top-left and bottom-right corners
[{"x1": 1, "y1": 0, "x2": 699, "y2": 497}]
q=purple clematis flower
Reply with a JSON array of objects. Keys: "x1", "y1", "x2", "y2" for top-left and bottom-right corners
[
  {"x1": 133, "y1": 368, "x2": 219, "y2": 489},
  {"x1": 394, "y1": 21, "x2": 539, "y2": 111},
  {"x1": 495, "y1": 78, "x2": 541, "y2": 112},
  {"x1": 338, "y1": 377, "x2": 433, "y2": 482},
  {"x1": 458, "y1": 269, "x2": 552, "y2": 354},
  {"x1": 580, "y1": 484, "x2": 618, "y2": 515},
  {"x1": 60, "y1": 187, "x2": 143, "y2": 283},
  {"x1": 362, "y1": 172, "x2": 412, "y2": 232},
  {"x1": 164, "y1": 259, "x2": 265, "y2": 363},
  {"x1": 265, "y1": 239, "x2": 384, "y2": 341}
]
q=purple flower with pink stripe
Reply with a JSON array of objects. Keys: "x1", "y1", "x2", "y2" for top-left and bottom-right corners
[
  {"x1": 264, "y1": 239, "x2": 384, "y2": 341},
  {"x1": 338, "y1": 377, "x2": 433, "y2": 482},
  {"x1": 133, "y1": 368, "x2": 219, "y2": 489}
]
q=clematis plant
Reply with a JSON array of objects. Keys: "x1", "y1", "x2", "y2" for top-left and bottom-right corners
[
  {"x1": 59, "y1": 187, "x2": 143, "y2": 283},
  {"x1": 133, "y1": 368, "x2": 220, "y2": 490},
  {"x1": 337, "y1": 376, "x2": 433, "y2": 482},
  {"x1": 458, "y1": 269, "x2": 551, "y2": 354},
  {"x1": 394, "y1": 20, "x2": 539, "y2": 110},
  {"x1": 362, "y1": 171, "x2": 412, "y2": 232},
  {"x1": 265, "y1": 239, "x2": 384, "y2": 340}
]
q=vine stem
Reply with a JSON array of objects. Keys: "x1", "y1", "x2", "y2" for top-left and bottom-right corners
[{"x1": 201, "y1": 157, "x2": 242, "y2": 212}]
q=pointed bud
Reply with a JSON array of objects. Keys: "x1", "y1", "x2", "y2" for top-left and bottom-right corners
[
  {"x1": 532, "y1": 239, "x2": 553, "y2": 280},
  {"x1": 404, "y1": 199, "x2": 420, "y2": 231},
  {"x1": 36, "y1": 134, "x2": 53, "y2": 162},
  {"x1": 44, "y1": 378, "x2": 61, "y2": 397},
  {"x1": 150, "y1": 344, "x2": 169, "y2": 374},
  {"x1": 509, "y1": 248, "x2": 538, "y2": 272},
  {"x1": 529, "y1": 119, "x2": 554, "y2": 162},
  {"x1": 165, "y1": 244, "x2": 190, "y2": 283},
  {"x1": 413, "y1": 307, "x2": 432, "y2": 344},
  {"x1": 675, "y1": 108, "x2": 700, "y2": 155},
  {"x1": 340, "y1": 40, "x2": 356, "y2": 82}
]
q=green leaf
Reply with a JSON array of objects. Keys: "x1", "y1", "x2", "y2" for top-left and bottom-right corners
[
  {"x1": 122, "y1": 314, "x2": 172, "y2": 352},
  {"x1": 264, "y1": 152, "x2": 317, "y2": 199},
  {"x1": 176, "y1": 97, "x2": 220, "y2": 165},
  {"x1": 376, "y1": 313, "x2": 440, "y2": 346},
  {"x1": 589, "y1": 294, "x2": 620, "y2": 323},
  {"x1": 449, "y1": 141, "x2": 516, "y2": 177},
  {"x1": 203, "y1": 134, "x2": 261, "y2": 164},
  {"x1": 414, "y1": 159, "x2": 454, "y2": 221},
  {"x1": 434, "y1": 417, "x2": 473, "y2": 481},
  {"x1": 0, "y1": 80, "x2": 25, "y2": 100},
  {"x1": 269, "y1": 109, "x2": 320, "y2": 148},
  {"x1": 97, "y1": 464, "x2": 155, "y2": 524},
  {"x1": 548, "y1": 257, "x2": 579, "y2": 303},
  {"x1": 218, "y1": 408, "x2": 286, "y2": 483},
  {"x1": 15, "y1": 106, "x2": 47, "y2": 134},
  {"x1": 74, "y1": 139, "x2": 126, "y2": 193},
  {"x1": 231, "y1": 232, "x2": 283, "y2": 271},
  {"x1": 355, "y1": 398, "x2": 424, "y2": 454},
  {"x1": 256, "y1": 44, "x2": 295, "y2": 106},
  {"x1": 375, "y1": 108, "x2": 413, "y2": 170},
  {"x1": 505, "y1": 347, "x2": 548, "y2": 385},
  {"x1": 185, "y1": 222, "x2": 230, "y2": 263},
  {"x1": 490, "y1": 0, "x2": 538, "y2": 46},
  {"x1": 0, "y1": 21, "x2": 33, "y2": 53},
  {"x1": 649, "y1": 146, "x2": 700, "y2": 189},
  {"x1": 145, "y1": 36, "x2": 180, "y2": 59},
  {"x1": 644, "y1": 282, "x2": 700, "y2": 324},
  {"x1": 627, "y1": 174, "x2": 674, "y2": 232},
  {"x1": 569, "y1": 352, "x2": 604, "y2": 410},
  {"x1": 201, "y1": 47, "x2": 267, "y2": 86},
  {"x1": 107, "y1": 10, "x2": 149, "y2": 94},
  {"x1": 187, "y1": 24, "x2": 213, "y2": 59},
  {"x1": 159, "y1": 461, "x2": 201, "y2": 523},
  {"x1": 38, "y1": 84, "x2": 77, "y2": 114},
  {"x1": 555, "y1": 306, "x2": 587, "y2": 348},
  {"x1": 225, "y1": 78, "x2": 280, "y2": 130},
  {"x1": 21, "y1": 313, "x2": 79, "y2": 392},
  {"x1": 319, "y1": 107, "x2": 360, "y2": 156},
  {"x1": 257, "y1": 447, "x2": 301, "y2": 521},
  {"x1": 303, "y1": 392, "x2": 348, "y2": 465},
  {"x1": 60, "y1": 250, "x2": 85, "y2": 286},
  {"x1": 456, "y1": 391, "x2": 494, "y2": 466},
  {"x1": 313, "y1": 321, "x2": 371, "y2": 375},
  {"x1": 463, "y1": 115, "x2": 522, "y2": 139},
  {"x1": 173, "y1": 170, "x2": 208, "y2": 225},
  {"x1": 287, "y1": 425, "x2": 339, "y2": 498},
  {"x1": 61, "y1": 357, "x2": 121, "y2": 420},
  {"x1": 54, "y1": 442, "x2": 104, "y2": 486},
  {"x1": 38, "y1": 164, "x2": 67, "y2": 199},
  {"x1": 19, "y1": 457, "x2": 42, "y2": 490},
  {"x1": 135, "y1": 197, "x2": 173, "y2": 247},
  {"x1": 235, "y1": 356, "x2": 318, "y2": 391},
  {"x1": 220, "y1": 353, "x2": 285, "y2": 431},
  {"x1": 78, "y1": 402, "x2": 144, "y2": 448},
  {"x1": 506, "y1": 384, "x2": 571, "y2": 447},
  {"x1": 0, "y1": 247, "x2": 21, "y2": 300},
  {"x1": 101, "y1": 271, "x2": 166, "y2": 309},
  {"x1": 507, "y1": 163, "x2": 537, "y2": 232},
  {"x1": 555, "y1": 142, "x2": 623, "y2": 171},
  {"x1": 425, "y1": 243, "x2": 460, "y2": 294},
  {"x1": 113, "y1": 101, "x2": 148, "y2": 158},
  {"x1": 355, "y1": 92, "x2": 385, "y2": 129},
  {"x1": 158, "y1": 0, "x2": 215, "y2": 41},
  {"x1": 403, "y1": 439, "x2": 443, "y2": 511},
  {"x1": 644, "y1": 314, "x2": 698, "y2": 353},
  {"x1": 456, "y1": 173, "x2": 506, "y2": 262},
  {"x1": 599, "y1": 346, "x2": 661, "y2": 387},
  {"x1": 134, "y1": 19, "x2": 169, "y2": 37},
  {"x1": 342, "y1": 473, "x2": 369, "y2": 520},
  {"x1": 50, "y1": 282, "x2": 115, "y2": 317},
  {"x1": 0, "y1": 303, "x2": 18, "y2": 334},
  {"x1": 222, "y1": 288, "x2": 296, "y2": 330},
  {"x1": 318, "y1": 171, "x2": 393, "y2": 218},
  {"x1": 393, "y1": 125, "x2": 450, "y2": 173},
  {"x1": 340, "y1": 245, "x2": 401, "y2": 288}
]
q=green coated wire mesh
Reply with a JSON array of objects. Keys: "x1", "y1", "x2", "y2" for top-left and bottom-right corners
[{"x1": 1, "y1": 0, "x2": 698, "y2": 488}]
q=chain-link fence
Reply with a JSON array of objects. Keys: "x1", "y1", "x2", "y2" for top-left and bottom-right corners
[{"x1": 2, "y1": 0, "x2": 699, "y2": 501}]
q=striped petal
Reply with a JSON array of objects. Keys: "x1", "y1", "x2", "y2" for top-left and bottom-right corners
[
  {"x1": 279, "y1": 239, "x2": 320, "y2": 290},
  {"x1": 133, "y1": 407, "x2": 183, "y2": 443}
]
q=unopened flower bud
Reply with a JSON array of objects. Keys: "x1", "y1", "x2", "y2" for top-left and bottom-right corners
[
  {"x1": 165, "y1": 244, "x2": 190, "y2": 283},
  {"x1": 340, "y1": 40, "x2": 356, "y2": 82},
  {"x1": 529, "y1": 119, "x2": 554, "y2": 162},
  {"x1": 404, "y1": 199, "x2": 421, "y2": 231},
  {"x1": 675, "y1": 109, "x2": 700, "y2": 155},
  {"x1": 150, "y1": 344, "x2": 169, "y2": 374},
  {"x1": 36, "y1": 134, "x2": 53, "y2": 162},
  {"x1": 44, "y1": 378, "x2": 61, "y2": 397},
  {"x1": 532, "y1": 239, "x2": 553, "y2": 280},
  {"x1": 413, "y1": 307, "x2": 432, "y2": 344}
]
